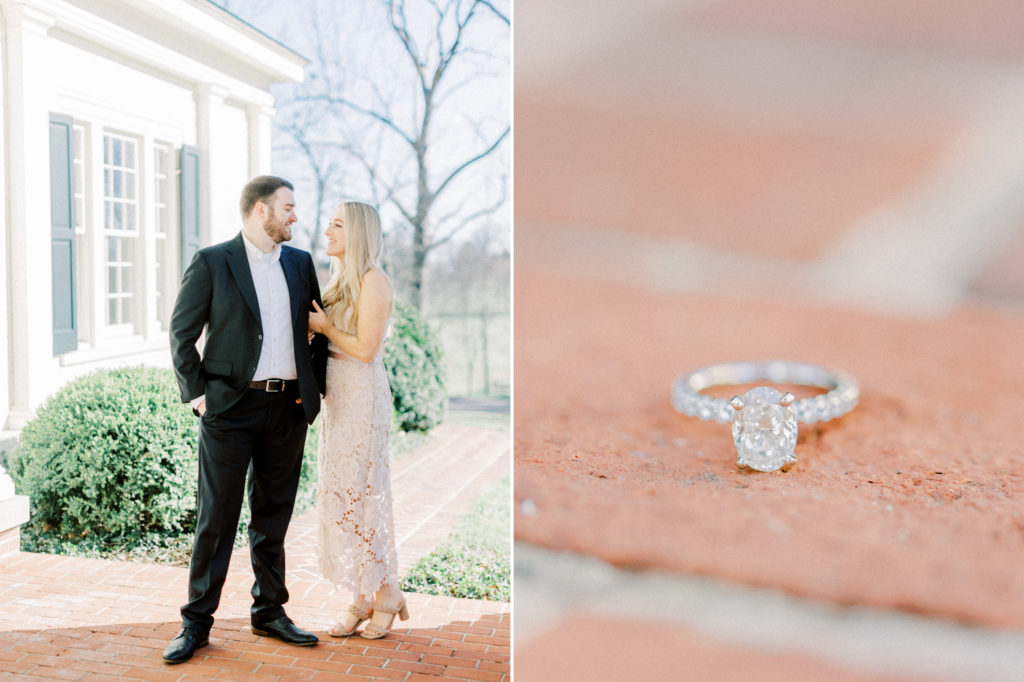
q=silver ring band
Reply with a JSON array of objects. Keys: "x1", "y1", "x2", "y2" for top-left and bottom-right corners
[{"x1": 671, "y1": 361, "x2": 859, "y2": 471}]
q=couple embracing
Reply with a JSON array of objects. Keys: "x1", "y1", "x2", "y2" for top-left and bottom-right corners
[{"x1": 163, "y1": 176, "x2": 406, "y2": 664}]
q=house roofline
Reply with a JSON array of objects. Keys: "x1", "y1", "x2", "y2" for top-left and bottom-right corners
[{"x1": 199, "y1": 0, "x2": 310, "y2": 66}]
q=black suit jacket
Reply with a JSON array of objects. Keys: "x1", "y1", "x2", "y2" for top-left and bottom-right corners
[{"x1": 169, "y1": 233, "x2": 328, "y2": 424}]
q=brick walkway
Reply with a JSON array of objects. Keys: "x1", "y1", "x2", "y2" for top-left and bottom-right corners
[{"x1": 0, "y1": 423, "x2": 510, "y2": 681}]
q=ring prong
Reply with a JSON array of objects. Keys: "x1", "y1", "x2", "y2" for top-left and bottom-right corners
[
  {"x1": 730, "y1": 396, "x2": 744, "y2": 411},
  {"x1": 779, "y1": 392, "x2": 795, "y2": 407}
]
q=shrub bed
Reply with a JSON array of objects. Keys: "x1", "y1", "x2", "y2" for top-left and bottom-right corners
[{"x1": 401, "y1": 475, "x2": 510, "y2": 601}]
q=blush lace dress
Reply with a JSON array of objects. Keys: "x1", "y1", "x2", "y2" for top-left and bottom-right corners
[{"x1": 315, "y1": 307, "x2": 399, "y2": 599}]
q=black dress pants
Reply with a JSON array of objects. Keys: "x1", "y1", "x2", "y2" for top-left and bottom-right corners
[{"x1": 181, "y1": 386, "x2": 308, "y2": 632}]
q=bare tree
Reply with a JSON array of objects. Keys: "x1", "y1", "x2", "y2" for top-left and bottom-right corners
[{"x1": 293, "y1": 0, "x2": 510, "y2": 311}]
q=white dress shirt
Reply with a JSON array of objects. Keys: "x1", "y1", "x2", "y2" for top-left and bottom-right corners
[{"x1": 241, "y1": 231, "x2": 297, "y2": 381}]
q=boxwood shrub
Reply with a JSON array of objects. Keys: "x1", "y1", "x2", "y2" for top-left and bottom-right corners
[
  {"x1": 11, "y1": 367, "x2": 198, "y2": 541},
  {"x1": 385, "y1": 301, "x2": 447, "y2": 432}
]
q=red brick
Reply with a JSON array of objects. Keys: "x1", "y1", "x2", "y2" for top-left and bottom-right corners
[
  {"x1": 451, "y1": 649, "x2": 508, "y2": 664},
  {"x1": 386, "y1": 633, "x2": 434, "y2": 647},
  {"x1": 478, "y1": 661, "x2": 510, "y2": 673},
  {"x1": 423, "y1": 655, "x2": 480, "y2": 669},
  {"x1": 401, "y1": 644, "x2": 455, "y2": 657},
  {"x1": 283, "y1": 646, "x2": 334, "y2": 661},
  {"x1": 211, "y1": 671, "x2": 281, "y2": 682},
  {"x1": 440, "y1": 624, "x2": 494, "y2": 636},
  {"x1": 221, "y1": 638, "x2": 284, "y2": 654},
  {"x1": 357, "y1": 638, "x2": 400, "y2": 651},
  {"x1": 327, "y1": 652, "x2": 386, "y2": 667},
  {"x1": 387, "y1": 659, "x2": 447, "y2": 675},
  {"x1": 14, "y1": 643, "x2": 66, "y2": 657},
  {"x1": 347, "y1": 664, "x2": 407, "y2": 679},
  {"x1": 199, "y1": 647, "x2": 243, "y2": 662},
  {"x1": 69, "y1": 660, "x2": 130, "y2": 676},
  {"x1": 117, "y1": 668, "x2": 182, "y2": 682},
  {"x1": 193, "y1": 655, "x2": 258, "y2": 672},
  {"x1": 237, "y1": 650, "x2": 299, "y2": 666},
  {"x1": 462, "y1": 634, "x2": 507, "y2": 647},
  {"x1": 106, "y1": 654, "x2": 158, "y2": 668},
  {"x1": 440, "y1": 667, "x2": 504, "y2": 682},
  {"x1": 293, "y1": 658, "x2": 352, "y2": 674},
  {"x1": 256, "y1": 664, "x2": 314, "y2": 679},
  {"x1": 376, "y1": 648, "x2": 420, "y2": 663},
  {"x1": 164, "y1": 659, "x2": 221, "y2": 677},
  {"x1": 20, "y1": 653, "x2": 75, "y2": 669},
  {"x1": 20, "y1": 666, "x2": 86, "y2": 681}
]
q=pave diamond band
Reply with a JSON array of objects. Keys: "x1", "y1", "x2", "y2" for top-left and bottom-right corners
[{"x1": 671, "y1": 361, "x2": 859, "y2": 471}]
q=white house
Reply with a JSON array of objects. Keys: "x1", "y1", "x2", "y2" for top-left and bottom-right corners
[
  {"x1": 1, "y1": 0, "x2": 307, "y2": 429},
  {"x1": 0, "y1": 0, "x2": 306, "y2": 547}
]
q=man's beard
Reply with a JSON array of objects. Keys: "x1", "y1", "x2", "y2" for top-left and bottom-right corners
[{"x1": 263, "y1": 215, "x2": 292, "y2": 243}]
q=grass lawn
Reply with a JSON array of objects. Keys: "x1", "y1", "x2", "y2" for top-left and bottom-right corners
[{"x1": 401, "y1": 473, "x2": 511, "y2": 601}]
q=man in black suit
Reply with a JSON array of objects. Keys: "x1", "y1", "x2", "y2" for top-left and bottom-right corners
[{"x1": 164, "y1": 176, "x2": 328, "y2": 664}]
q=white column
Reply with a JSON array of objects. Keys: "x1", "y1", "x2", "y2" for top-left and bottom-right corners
[
  {"x1": 247, "y1": 103, "x2": 275, "y2": 177},
  {"x1": 196, "y1": 83, "x2": 235, "y2": 245},
  {"x1": 0, "y1": 6, "x2": 9, "y2": 427},
  {"x1": 2, "y1": 3, "x2": 57, "y2": 429}
]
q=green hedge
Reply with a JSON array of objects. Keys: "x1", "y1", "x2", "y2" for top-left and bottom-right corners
[
  {"x1": 11, "y1": 367, "x2": 198, "y2": 540},
  {"x1": 385, "y1": 301, "x2": 447, "y2": 432}
]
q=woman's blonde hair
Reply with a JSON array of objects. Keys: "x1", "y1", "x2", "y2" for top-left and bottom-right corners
[{"x1": 321, "y1": 201, "x2": 385, "y2": 333}]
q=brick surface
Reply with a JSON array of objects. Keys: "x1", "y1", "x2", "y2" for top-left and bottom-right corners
[
  {"x1": 0, "y1": 424, "x2": 509, "y2": 681},
  {"x1": 515, "y1": 269, "x2": 1024, "y2": 627},
  {"x1": 515, "y1": 613, "x2": 930, "y2": 682}
]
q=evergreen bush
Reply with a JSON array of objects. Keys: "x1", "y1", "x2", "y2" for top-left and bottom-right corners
[
  {"x1": 385, "y1": 301, "x2": 447, "y2": 432},
  {"x1": 11, "y1": 367, "x2": 198, "y2": 540}
]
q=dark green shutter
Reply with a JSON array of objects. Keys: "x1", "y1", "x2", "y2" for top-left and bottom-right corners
[
  {"x1": 49, "y1": 113, "x2": 77, "y2": 355},
  {"x1": 179, "y1": 144, "x2": 200, "y2": 275}
]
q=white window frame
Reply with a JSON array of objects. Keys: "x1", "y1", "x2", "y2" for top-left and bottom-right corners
[
  {"x1": 102, "y1": 131, "x2": 140, "y2": 336},
  {"x1": 152, "y1": 142, "x2": 178, "y2": 332}
]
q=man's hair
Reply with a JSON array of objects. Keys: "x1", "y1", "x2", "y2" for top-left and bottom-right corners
[{"x1": 240, "y1": 176, "x2": 294, "y2": 218}]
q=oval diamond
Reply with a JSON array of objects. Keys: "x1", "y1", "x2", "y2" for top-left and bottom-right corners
[{"x1": 731, "y1": 387, "x2": 798, "y2": 472}]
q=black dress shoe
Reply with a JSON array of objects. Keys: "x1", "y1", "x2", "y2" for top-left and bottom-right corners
[
  {"x1": 162, "y1": 627, "x2": 209, "y2": 664},
  {"x1": 251, "y1": 615, "x2": 318, "y2": 646}
]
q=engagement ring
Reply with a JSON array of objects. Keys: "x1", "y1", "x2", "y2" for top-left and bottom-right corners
[{"x1": 671, "y1": 361, "x2": 859, "y2": 472}]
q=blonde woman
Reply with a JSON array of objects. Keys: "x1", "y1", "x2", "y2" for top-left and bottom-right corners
[{"x1": 308, "y1": 202, "x2": 408, "y2": 639}]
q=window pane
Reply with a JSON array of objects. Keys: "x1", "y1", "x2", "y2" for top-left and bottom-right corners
[
  {"x1": 121, "y1": 266, "x2": 132, "y2": 293},
  {"x1": 107, "y1": 236, "x2": 117, "y2": 261},
  {"x1": 123, "y1": 140, "x2": 134, "y2": 168},
  {"x1": 108, "y1": 266, "x2": 118, "y2": 294},
  {"x1": 108, "y1": 298, "x2": 117, "y2": 325},
  {"x1": 112, "y1": 138, "x2": 122, "y2": 166}
]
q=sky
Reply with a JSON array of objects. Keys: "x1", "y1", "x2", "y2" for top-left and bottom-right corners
[{"x1": 208, "y1": 0, "x2": 511, "y2": 258}]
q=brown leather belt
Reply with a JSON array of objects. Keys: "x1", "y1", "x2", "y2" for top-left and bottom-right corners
[
  {"x1": 328, "y1": 350, "x2": 346, "y2": 360},
  {"x1": 248, "y1": 378, "x2": 290, "y2": 392}
]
